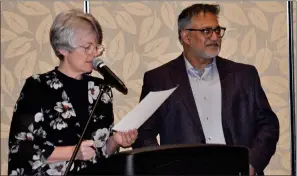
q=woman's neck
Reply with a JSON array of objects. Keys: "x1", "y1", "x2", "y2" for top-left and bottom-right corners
[{"x1": 57, "y1": 64, "x2": 82, "y2": 80}]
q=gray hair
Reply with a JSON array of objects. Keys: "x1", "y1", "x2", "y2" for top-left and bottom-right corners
[
  {"x1": 50, "y1": 9, "x2": 103, "y2": 60},
  {"x1": 178, "y1": 4, "x2": 220, "y2": 43}
]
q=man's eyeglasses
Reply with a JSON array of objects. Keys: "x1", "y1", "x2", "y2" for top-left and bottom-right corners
[
  {"x1": 185, "y1": 27, "x2": 226, "y2": 38},
  {"x1": 75, "y1": 44, "x2": 105, "y2": 55}
]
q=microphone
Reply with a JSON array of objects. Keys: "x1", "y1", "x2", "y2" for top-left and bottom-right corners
[{"x1": 92, "y1": 58, "x2": 128, "y2": 95}]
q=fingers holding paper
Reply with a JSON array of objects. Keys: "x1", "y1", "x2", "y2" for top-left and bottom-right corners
[{"x1": 113, "y1": 129, "x2": 138, "y2": 148}]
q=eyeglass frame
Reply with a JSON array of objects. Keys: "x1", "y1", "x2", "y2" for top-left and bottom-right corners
[
  {"x1": 74, "y1": 43, "x2": 105, "y2": 55},
  {"x1": 185, "y1": 26, "x2": 226, "y2": 38}
]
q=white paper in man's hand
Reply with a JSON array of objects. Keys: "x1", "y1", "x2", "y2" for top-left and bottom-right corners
[{"x1": 112, "y1": 86, "x2": 178, "y2": 131}]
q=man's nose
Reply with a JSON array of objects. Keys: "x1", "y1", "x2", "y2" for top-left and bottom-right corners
[{"x1": 209, "y1": 31, "x2": 219, "y2": 40}]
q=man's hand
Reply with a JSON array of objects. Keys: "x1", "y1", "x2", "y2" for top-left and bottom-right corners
[
  {"x1": 249, "y1": 164, "x2": 255, "y2": 176},
  {"x1": 75, "y1": 140, "x2": 96, "y2": 160},
  {"x1": 113, "y1": 129, "x2": 138, "y2": 148}
]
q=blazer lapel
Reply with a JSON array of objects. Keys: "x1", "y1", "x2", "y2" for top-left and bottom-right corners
[
  {"x1": 169, "y1": 54, "x2": 206, "y2": 141},
  {"x1": 216, "y1": 57, "x2": 235, "y2": 145}
]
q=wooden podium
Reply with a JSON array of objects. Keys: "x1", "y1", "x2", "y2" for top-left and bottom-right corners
[{"x1": 81, "y1": 144, "x2": 249, "y2": 175}]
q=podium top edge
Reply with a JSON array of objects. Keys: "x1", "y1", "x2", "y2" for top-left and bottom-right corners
[{"x1": 120, "y1": 144, "x2": 249, "y2": 155}]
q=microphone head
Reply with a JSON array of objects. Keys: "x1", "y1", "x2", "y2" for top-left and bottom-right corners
[
  {"x1": 92, "y1": 58, "x2": 128, "y2": 95},
  {"x1": 92, "y1": 58, "x2": 104, "y2": 70}
]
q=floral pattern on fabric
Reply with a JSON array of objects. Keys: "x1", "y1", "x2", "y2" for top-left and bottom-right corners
[{"x1": 8, "y1": 69, "x2": 114, "y2": 175}]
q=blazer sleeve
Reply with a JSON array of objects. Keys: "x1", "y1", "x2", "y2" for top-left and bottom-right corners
[
  {"x1": 8, "y1": 77, "x2": 55, "y2": 175},
  {"x1": 132, "y1": 72, "x2": 160, "y2": 148},
  {"x1": 249, "y1": 66, "x2": 280, "y2": 173}
]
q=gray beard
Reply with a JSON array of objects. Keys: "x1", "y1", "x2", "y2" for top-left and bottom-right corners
[{"x1": 201, "y1": 48, "x2": 220, "y2": 59}]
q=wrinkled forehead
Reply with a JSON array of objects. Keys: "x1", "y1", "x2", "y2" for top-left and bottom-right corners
[{"x1": 189, "y1": 12, "x2": 219, "y2": 28}]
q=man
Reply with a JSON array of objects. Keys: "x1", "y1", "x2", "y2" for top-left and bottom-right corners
[{"x1": 132, "y1": 3, "x2": 279, "y2": 175}]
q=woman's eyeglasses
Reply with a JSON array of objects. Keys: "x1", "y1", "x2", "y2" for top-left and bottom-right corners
[{"x1": 75, "y1": 44, "x2": 105, "y2": 55}]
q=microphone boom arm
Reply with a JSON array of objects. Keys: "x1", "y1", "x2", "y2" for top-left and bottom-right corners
[{"x1": 63, "y1": 86, "x2": 109, "y2": 175}]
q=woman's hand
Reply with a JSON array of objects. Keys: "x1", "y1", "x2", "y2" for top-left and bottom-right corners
[
  {"x1": 75, "y1": 140, "x2": 96, "y2": 161},
  {"x1": 46, "y1": 140, "x2": 96, "y2": 163},
  {"x1": 113, "y1": 129, "x2": 138, "y2": 148}
]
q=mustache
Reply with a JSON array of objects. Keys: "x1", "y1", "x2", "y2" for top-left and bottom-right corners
[{"x1": 205, "y1": 41, "x2": 220, "y2": 46}]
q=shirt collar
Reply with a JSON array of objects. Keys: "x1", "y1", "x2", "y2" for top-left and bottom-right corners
[{"x1": 184, "y1": 55, "x2": 216, "y2": 80}]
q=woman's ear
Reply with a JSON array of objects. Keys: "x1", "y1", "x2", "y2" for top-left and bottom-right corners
[{"x1": 58, "y1": 49, "x2": 69, "y2": 57}]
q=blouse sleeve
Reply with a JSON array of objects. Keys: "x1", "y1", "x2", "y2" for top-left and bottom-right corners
[{"x1": 8, "y1": 76, "x2": 55, "y2": 175}]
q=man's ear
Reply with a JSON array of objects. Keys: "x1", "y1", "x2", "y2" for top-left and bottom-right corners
[
  {"x1": 58, "y1": 49, "x2": 69, "y2": 57},
  {"x1": 181, "y1": 30, "x2": 190, "y2": 45}
]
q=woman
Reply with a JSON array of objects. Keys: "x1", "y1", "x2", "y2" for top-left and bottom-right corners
[{"x1": 8, "y1": 9, "x2": 137, "y2": 175}]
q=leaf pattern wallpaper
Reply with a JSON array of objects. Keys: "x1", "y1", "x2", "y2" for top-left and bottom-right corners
[{"x1": 1, "y1": 1, "x2": 296, "y2": 175}]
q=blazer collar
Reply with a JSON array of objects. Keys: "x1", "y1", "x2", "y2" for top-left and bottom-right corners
[
  {"x1": 216, "y1": 56, "x2": 232, "y2": 81},
  {"x1": 168, "y1": 54, "x2": 235, "y2": 144},
  {"x1": 216, "y1": 56, "x2": 235, "y2": 145},
  {"x1": 169, "y1": 54, "x2": 206, "y2": 141}
]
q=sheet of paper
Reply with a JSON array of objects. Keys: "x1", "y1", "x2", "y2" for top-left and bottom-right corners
[{"x1": 113, "y1": 86, "x2": 178, "y2": 131}]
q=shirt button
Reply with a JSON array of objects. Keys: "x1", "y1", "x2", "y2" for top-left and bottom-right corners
[
  {"x1": 206, "y1": 117, "x2": 209, "y2": 120},
  {"x1": 208, "y1": 137, "x2": 212, "y2": 140},
  {"x1": 204, "y1": 97, "x2": 206, "y2": 100}
]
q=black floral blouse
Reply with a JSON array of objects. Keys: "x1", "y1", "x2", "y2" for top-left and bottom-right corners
[{"x1": 8, "y1": 68, "x2": 114, "y2": 175}]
